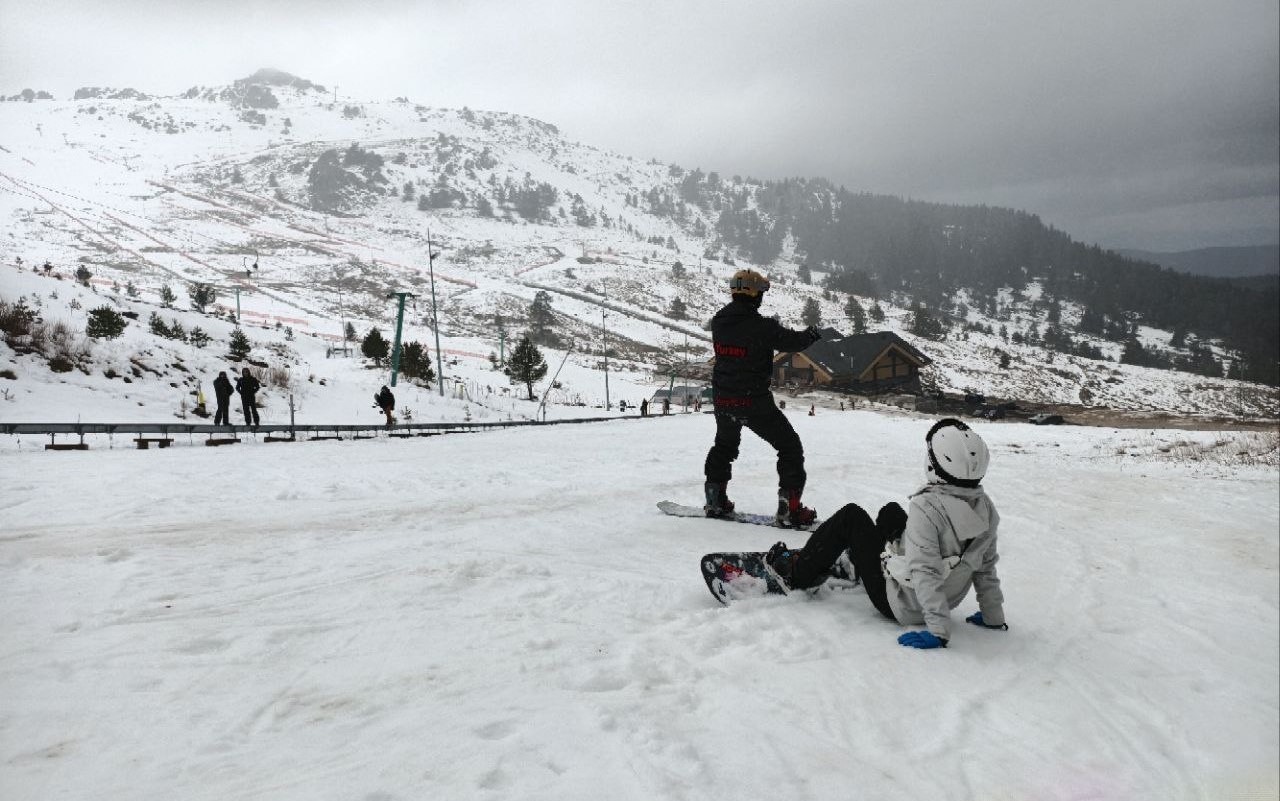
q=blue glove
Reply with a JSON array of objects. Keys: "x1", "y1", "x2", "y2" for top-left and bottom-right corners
[
  {"x1": 897, "y1": 630, "x2": 947, "y2": 649},
  {"x1": 966, "y1": 612, "x2": 1009, "y2": 631}
]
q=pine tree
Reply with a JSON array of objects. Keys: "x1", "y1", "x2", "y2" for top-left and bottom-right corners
[
  {"x1": 75, "y1": 266, "x2": 93, "y2": 286},
  {"x1": 188, "y1": 282, "x2": 217, "y2": 313},
  {"x1": 148, "y1": 312, "x2": 170, "y2": 338},
  {"x1": 668, "y1": 297, "x2": 687, "y2": 320},
  {"x1": 344, "y1": 321, "x2": 357, "y2": 343},
  {"x1": 801, "y1": 297, "x2": 821, "y2": 328},
  {"x1": 869, "y1": 302, "x2": 885, "y2": 323},
  {"x1": 362, "y1": 327, "x2": 390, "y2": 366},
  {"x1": 189, "y1": 327, "x2": 211, "y2": 348},
  {"x1": 400, "y1": 340, "x2": 435, "y2": 386},
  {"x1": 507, "y1": 335, "x2": 548, "y2": 400},
  {"x1": 1120, "y1": 338, "x2": 1148, "y2": 366},
  {"x1": 228, "y1": 328, "x2": 251, "y2": 360},
  {"x1": 844, "y1": 296, "x2": 866, "y2": 334},
  {"x1": 85, "y1": 306, "x2": 127, "y2": 339},
  {"x1": 909, "y1": 302, "x2": 944, "y2": 340},
  {"x1": 527, "y1": 291, "x2": 557, "y2": 345},
  {"x1": 159, "y1": 284, "x2": 176, "y2": 307},
  {"x1": 797, "y1": 264, "x2": 812, "y2": 285}
]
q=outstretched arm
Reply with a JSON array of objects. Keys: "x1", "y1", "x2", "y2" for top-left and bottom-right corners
[{"x1": 770, "y1": 319, "x2": 821, "y2": 352}]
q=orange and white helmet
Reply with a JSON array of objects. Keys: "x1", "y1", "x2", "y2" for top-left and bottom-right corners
[{"x1": 729, "y1": 269, "x2": 770, "y2": 298}]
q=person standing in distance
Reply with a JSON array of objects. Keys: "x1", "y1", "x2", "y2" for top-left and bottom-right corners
[
  {"x1": 235, "y1": 367, "x2": 261, "y2": 430},
  {"x1": 212, "y1": 370, "x2": 234, "y2": 427},
  {"x1": 703, "y1": 269, "x2": 822, "y2": 527}
]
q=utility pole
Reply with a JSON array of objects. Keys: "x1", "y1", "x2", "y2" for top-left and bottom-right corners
[
  {"x1": 601, "y1": 285, "x2": 611, "y2": 410},
  {"x1": 683, "y1": 332, "x2": 690, "y2": 412},
  {"x1": 386, "y1": 291, "x2": 416, "y2": 387},
  {"x1": 426, "y1": 229, "x2": 445, "y2": 396}
]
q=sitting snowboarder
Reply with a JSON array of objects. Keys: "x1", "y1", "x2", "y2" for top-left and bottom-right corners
[
  {"x1": 764, "y1": 418, "x2": 1007, "y2": 650},
  {"x1": 375, "y1": 385, "x2": 396, "y2": 426}
]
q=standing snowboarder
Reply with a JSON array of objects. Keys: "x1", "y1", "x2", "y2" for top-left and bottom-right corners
[
  {"x1": 375, "y1": 385, "x2": 396, "y2": 427},
  {"x1": 703, "y1": 269, "x2": 822, "y2": 527},
  {"x1": 212, "y1": 370, "x2": 234, "y2": 426},
  {"x1": 235, "y1": 367, "x2": 261, "y2": 429},
  {"x1": 763, "y1": 418, "x2": 1007, "y2": 650}
]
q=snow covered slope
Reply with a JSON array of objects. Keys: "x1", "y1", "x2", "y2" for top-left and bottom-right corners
[
  {"x1": 1, "y1": 412, "x2": 1277, "y2": 799},
  {"x1": 2, "y1": 72, "x2": 1276, "y2": 421}
]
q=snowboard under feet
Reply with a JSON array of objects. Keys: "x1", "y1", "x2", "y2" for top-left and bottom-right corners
[{"x1": 657, "y1": 500, "x2": 824, "y2": 531}]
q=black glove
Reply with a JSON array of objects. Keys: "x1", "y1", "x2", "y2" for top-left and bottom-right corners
[{"x1": 805, "y1": 325, "x2": 822, "y2": 343}]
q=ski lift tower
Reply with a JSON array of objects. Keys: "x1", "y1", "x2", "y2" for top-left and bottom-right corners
[{"x1": 386, "y1": 291, "x2": 417, "y2": 387}]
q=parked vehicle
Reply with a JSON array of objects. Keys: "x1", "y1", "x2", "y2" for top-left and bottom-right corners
[{"x1": 1029, "y1": 413, "x2": 1065, "y2": 425}]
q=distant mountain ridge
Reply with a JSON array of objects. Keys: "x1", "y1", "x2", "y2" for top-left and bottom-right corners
[
  {"x1": 1116, "y1": 245, "x2": 1280, "y2": 278},
  {"x1": 1, "y1": 68, "x2": 1277, "y2": 407}
]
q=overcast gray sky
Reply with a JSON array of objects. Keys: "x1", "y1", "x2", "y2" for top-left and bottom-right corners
[{"x1": 2, "y1": 0, "x2": 1277, "y2": 251}]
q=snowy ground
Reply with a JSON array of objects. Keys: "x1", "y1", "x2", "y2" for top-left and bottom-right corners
[{"x1": 2, "y1": 410, "x2": 1277, "y2": 800}]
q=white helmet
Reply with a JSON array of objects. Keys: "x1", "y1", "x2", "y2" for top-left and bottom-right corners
[{"x1": 926, "y1": 418, "x2": 990, "y2": 487}]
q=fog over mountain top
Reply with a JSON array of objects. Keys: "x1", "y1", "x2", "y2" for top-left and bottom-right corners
[{"x1": 1, "y1": 0, "x2": 1275, "y2": 252}]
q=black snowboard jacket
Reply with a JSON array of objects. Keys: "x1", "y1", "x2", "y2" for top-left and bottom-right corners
[
  {"x1": 235, "y1": 374, "x2": 261, "y2": 399},
  {"x1": 709, "y1": 298, "x2": 819, "y2": 407},
  {"x1": 213, "y1": 375, "x2": 234, "y2": 401}
]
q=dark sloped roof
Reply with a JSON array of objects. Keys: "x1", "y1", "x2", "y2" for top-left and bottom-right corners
[{"x1": 779, "y1": 330, "x2": 930, "y2": 377}]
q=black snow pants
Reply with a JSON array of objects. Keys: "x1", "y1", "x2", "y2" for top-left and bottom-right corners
[
  {"x1": 704, "y1": 399, "x2": 805, "y2": 491},
  {"x1": 789, "y1": 502, "x2": 904, "y2": 620},
  {"x1": 240, "y1": 394, "x2": 260, "y2": 426},
  {"x1": 213, "y1": 397, "x2": 232, "y2": 426}
]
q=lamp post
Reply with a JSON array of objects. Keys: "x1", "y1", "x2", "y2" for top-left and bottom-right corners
[{"x1": 426, "y1": 229, "x2": 445, "y2": 397}]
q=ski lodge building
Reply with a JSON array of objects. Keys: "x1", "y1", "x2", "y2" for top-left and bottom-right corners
[{"x1": 773, "y1": 329, "x2": 931, "y2": 394}]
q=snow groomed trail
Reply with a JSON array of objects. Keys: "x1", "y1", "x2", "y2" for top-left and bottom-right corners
[{"x1": 1, "y1": 411, "x2": 1277, "y2": 800}]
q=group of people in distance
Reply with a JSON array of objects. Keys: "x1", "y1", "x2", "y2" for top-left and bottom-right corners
[
  {"x1": 211, "y1": 368, "x2": 261, "y2": 429},
  {"x1": 703, "y1": 269, "x2": 1007, "y2": 650}
]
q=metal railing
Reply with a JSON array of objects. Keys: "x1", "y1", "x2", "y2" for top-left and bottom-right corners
[{"x1": 1, "y1": 415, "x2": 628, "y2": 447}]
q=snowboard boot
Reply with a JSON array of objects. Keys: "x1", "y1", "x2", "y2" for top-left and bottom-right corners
[
  {"x1": 765, "y1": 541, "x2": 800, "y2": 588},
  {"x1": 775, "y1": 489, "x2": 818, "y2": 528},
  {"x1": 703, "y1": 481, "x2": 736, "y2": 519}
]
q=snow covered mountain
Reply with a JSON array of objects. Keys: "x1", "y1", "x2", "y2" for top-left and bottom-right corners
[{"x1": 1, "y1": 69, "x2": 1276, "y2": 423}]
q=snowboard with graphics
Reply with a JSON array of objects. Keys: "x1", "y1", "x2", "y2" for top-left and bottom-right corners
[{"x1": 699, "y1": 551, "x2": 860, "y2": 606}]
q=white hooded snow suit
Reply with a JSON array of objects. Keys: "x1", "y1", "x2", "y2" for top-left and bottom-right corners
[{"x1": 882, "y1": 482, "x2": 1005, "y2": 641}]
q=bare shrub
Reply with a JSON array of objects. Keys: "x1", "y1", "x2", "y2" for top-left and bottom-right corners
[{"x1": 266, "y1": 365, "x2": 292, "y2": 390}]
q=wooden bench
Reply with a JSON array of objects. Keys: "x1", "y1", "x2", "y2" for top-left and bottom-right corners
[
  {"x1": 263, "y1": 435, "x2": 295, "y2": 443},
  {"x1": 45, "y1": 443, "x2": 89, "y2": 451},
  {"x1": 134, "y1": 437, "x2": 174, "y2": 450},
  {"x1": 205, "y1": 438, "x2": 239, "y2": 446}
]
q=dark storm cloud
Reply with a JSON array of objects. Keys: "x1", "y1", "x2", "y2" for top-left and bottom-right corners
[{"x1": 1, "y1": 0, "x2": 1275, "y2": 250}]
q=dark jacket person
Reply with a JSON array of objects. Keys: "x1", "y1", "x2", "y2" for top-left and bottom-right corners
[
  {"x1": 703, "y1": 269, "x2": 821, "y2": 527},
  {"x1": 213, "y1": 371, "x2": 234, "y2": 426},
  {"x1": 235, "y1": 368, "x2": 261, "y2": 428}
]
